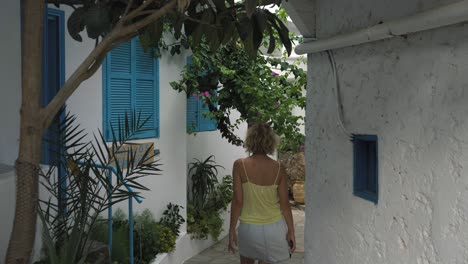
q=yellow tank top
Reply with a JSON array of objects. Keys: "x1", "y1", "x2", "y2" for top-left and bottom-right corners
[{"x1": 239, "y1": 159, "x2": 283, "y2": 224}]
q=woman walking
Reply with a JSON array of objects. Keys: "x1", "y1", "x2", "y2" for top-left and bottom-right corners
[{"x1": 228, "y1": 123, "x2": 296, "y2": 264}]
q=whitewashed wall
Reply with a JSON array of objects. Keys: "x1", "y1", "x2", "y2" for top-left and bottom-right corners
[
  {"x1": 0, "y1": 1, "x2": 25, "y2": 261},
  {"x1": 155, "y1": 113, "x2": 248, "y2": 263},
  {"x1": 33, "y1": 5, "x2": 244, "y2": 263},
  {"x1": 0, "y1": 2, "x2": 191, "y2": 262},
  {"x1": 0, "y1": 0, "x2": 21, "y2": 166},
  {"x1": 60, "y1": 3, "x2": 190, "y2": 226},
  {"x1": 305, "y1": 2, "x2": 468, "y2": 263},
  {"x1": 187, "y1": 112, "x2": 248, "y2": 178}
]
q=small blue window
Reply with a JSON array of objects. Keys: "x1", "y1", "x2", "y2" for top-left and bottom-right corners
[
  {"x1": 352, "y1": 134, "x2": 378, "y2": 204},
  {"x1": 186, "y1": 56, "x2": 217, "y2": 132},
  {"x1": 103, "y1": 38, "x2": 159, "y2": 141}
]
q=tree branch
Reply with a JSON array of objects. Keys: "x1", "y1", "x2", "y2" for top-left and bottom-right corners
[
  {"x1": 47, "y1": 0, "x2": 82, "y2": 4},
  {"x1": 42, "y1": 0, "x2": 177, "y2": 128},
  {"x1": 81, "y1": 53, "x2": 107, "y2": 81},
  {"x1": 182, "y1": 14, "x2": 219, "y2": 27},
  {"x1": 117, "y1": 0, "x2": 137, "y2": 28},
  {"x1": 121, "y1": 0, "x2": 157, "y2": 24},
  {"x1": 41, "y1": 35, "x2": 115, "y2": 129},
  {"x1": 117, "y1": 0, "x2": 177, "y2": 38}
]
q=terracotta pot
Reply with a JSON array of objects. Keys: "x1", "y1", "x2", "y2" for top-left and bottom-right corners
[{"x1": 292, "y1": 181, "x2": 305, "y2": 204}]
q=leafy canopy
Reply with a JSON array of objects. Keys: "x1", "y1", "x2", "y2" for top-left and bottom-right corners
[
  {"x1": 53, "y1": 0, "x2": 292, "y2": 58},
  {"x1": 171, "y1": 40, "x2": 306, "y2": 146}
]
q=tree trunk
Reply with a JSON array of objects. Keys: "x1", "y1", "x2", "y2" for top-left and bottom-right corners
[{"x1": 5, "y1": 0, "x2": 45, "y2": 263}]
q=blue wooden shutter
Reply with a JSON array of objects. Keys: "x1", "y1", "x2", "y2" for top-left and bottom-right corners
[
  {"x1": 187, "y1": 95, "x2": 199, "y2": 132},
  {"x1": 104, "y1": 41, "x2": 132, "y2": 141},
  {"x1": 186, "y1": 56, "x2": 217, "y2": 132},
  {"x1": 198, "y1": 100, "x2": 217, "y2": 131},
  {"x1": 134, "y1": 38, "x2": 159, "y2": 138},
  {"x1": 104, "y1": 38, "x2": 159, "y2": 141},
  {"x1": 186, "y1": 56, "x2": 199, "y2": 132}
]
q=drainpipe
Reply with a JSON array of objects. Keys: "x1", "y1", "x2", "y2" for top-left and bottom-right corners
[{"x1": 295, "y1": 0, "x2": 468, "y2": 54}]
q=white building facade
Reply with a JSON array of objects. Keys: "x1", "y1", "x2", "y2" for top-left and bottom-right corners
[
  {"x1": 287, "y1": 0, "x2": 468, "y2": 263},
  {"x1": 0, "y1": 1, "x2": 247, "y2": 262}
]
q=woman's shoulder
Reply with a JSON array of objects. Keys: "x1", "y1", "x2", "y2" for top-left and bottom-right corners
[
  {"x1": 233, "y1": 158, "x2": 246, "y2": 169},
  {"x1": 234, "y1": 158, "x2": 245, "y2": 164}
]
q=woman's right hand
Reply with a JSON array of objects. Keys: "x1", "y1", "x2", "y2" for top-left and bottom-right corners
[
  {"x1": 228, "y1": 229, "x2": 238, "y2": 254},
  {"x1": 287, "y1": 230, "x2": 296, "y2": 253}
]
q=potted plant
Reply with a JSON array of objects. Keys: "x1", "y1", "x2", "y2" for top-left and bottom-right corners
[{"x1": 278, "y1": 134, "x2": 305, "y2": 204}]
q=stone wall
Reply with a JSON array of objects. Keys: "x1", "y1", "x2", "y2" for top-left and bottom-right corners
[{"x1": 279, "y1": 151, "x2": 305, "y2": 192}]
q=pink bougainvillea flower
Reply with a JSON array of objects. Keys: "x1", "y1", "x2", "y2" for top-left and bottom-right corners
[{"x1": 193, "y1": 94, "x2": 199, "y2": 101}]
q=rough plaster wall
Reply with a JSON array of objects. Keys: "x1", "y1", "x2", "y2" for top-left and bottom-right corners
[
  {"x1": 305, "y1": 23, "x2": 468, "y2": 264},
  {"x1": 315, "y1": 0, "x2": 460, "y2": 38}
]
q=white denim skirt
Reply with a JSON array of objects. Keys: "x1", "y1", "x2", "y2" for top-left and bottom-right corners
[{"x1": 238, "y1": 218, "x2": 290, "y2": 263}]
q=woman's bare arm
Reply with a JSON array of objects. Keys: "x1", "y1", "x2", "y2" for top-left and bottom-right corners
[
  {"x1": 228, "y1": 159, "x2": 243, "y2": 253},
  {"x1": 278, "y1": 164, "x2": 296, "y2": 252}
]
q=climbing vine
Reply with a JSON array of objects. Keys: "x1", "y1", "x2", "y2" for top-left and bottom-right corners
[{"x1": 171, "y1": 40, "x2": 306, "y2": 146}]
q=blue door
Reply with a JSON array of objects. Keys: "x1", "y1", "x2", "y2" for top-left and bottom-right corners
[{"x1": 41, "y1": 8, "x2": 66, "y2": 208}]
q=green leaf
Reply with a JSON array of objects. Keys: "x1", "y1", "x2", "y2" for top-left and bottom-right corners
[
  {"x1": 259, "y1": 0, "x2": 281, "y2": 6},
  {"x1": 139, "y1": 19, "x2": 164, "y2": 52},
  {"x1": 236, "y1": 16, "x2": 252, "y2": 41},
  {"x1": 209, "y1": 34, "x2": 221, "y2": 51},
  {"x1": 212, "y1": 0, "x2": 227, "y2": 11},
  {"x1": 67, "y1": 7, "x2": 86, "y2": 42},
  {"x1": 252, "y1": 10, "x2": 267, "y2": 51},
  {"x1": 192, "y1": 9, "x2": 215, "y2": 45},
  {"x1": 84, "y1": 4, "x2": 111, "y2": 39},
  {"x1": 236, "y1": 17, "x2": 256, "y2": 58},
  {"x1": 253, "y1": 10, "x2": 268, "y2": 34},
  {"x1": 170, "y1": 12, "x2": 185, "y2": 40},
  {"x1": 265, "y1": 10, "x2": 292, "y2": 56},
  {"x1": 220, "y1": 14, "x2": 236, "y2": 44},
  {"x1": 266, "y1": 26, "x2": 276, "y2": 54},
  {"x1": 184, "y1": 19, "x2": 197, "y2": 37}
]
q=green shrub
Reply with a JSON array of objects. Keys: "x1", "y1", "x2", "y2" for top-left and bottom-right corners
[
  {"x1": 187, "y1": 205, "x2": 224, "y2": 241},
  {"x1": 134, "y1": 209, "x2": 177, "y2": 264},
  {"x1": 160, "y1": 203, "x2": 185, "y2": 237},
  {"x1": 89, "y1": 209, "x2": 130, "y2": 264},
  {"x1": 89, "y1": 205, "x2": 183, "y2": 264},
  {"x1": 188, "y1": 155, "x2": 224, "y2": 210},
  {"x1": 279, "y1": 133, "x2": 305, "y2": 154},
  {"x1": 187, "y1": 171, "x2": 233, "y2": 241}
]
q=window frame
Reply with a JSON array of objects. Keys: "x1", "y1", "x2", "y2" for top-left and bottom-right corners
[
  {"x1": 102, "y1": 38, "x2": 160, "y2": 142},
  {"x1": 352, "y1": 134, "x2": 379, "y2": 204},
  {"x1": 186, "y1": 56, "x2": 217, "y2": 133},
  {"x1": 41, "y1": 8, "x2": 65, "y2": 165}
]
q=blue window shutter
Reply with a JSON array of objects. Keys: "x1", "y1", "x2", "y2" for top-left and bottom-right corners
[
  {"x1": 134, "y1": 38, "x2": 159, "y2": 138},
  {"x1": 186, "y1": 55, "x2": 217, "y2": 132},
  {"x1": 104, "y1": 40, "x2": 132, "y2": 141},
  {"x1": 104, "y1": 38, "x2": 159, "y2": 141},
  {"x1": 186, "y1": 56, "x2": 199, "y2": 132},
  {"x1": 187, "y1": 95, "x2": 199, "y2": 132},
  {"x1": 367, "y1": 142, "x2": 377, "y2": 193},
  {"x1": 198, "y1": 100, "x2": 216, "y2": 131}
]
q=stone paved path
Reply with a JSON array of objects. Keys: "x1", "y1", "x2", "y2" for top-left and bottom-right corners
[{"x1": 184, "y1": 207, "x2": 305, "y2": 264}]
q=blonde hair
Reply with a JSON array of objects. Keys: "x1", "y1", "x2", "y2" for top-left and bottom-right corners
[{"x1": 244, "y1": 123, "x2": 279, "y2": 155}]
